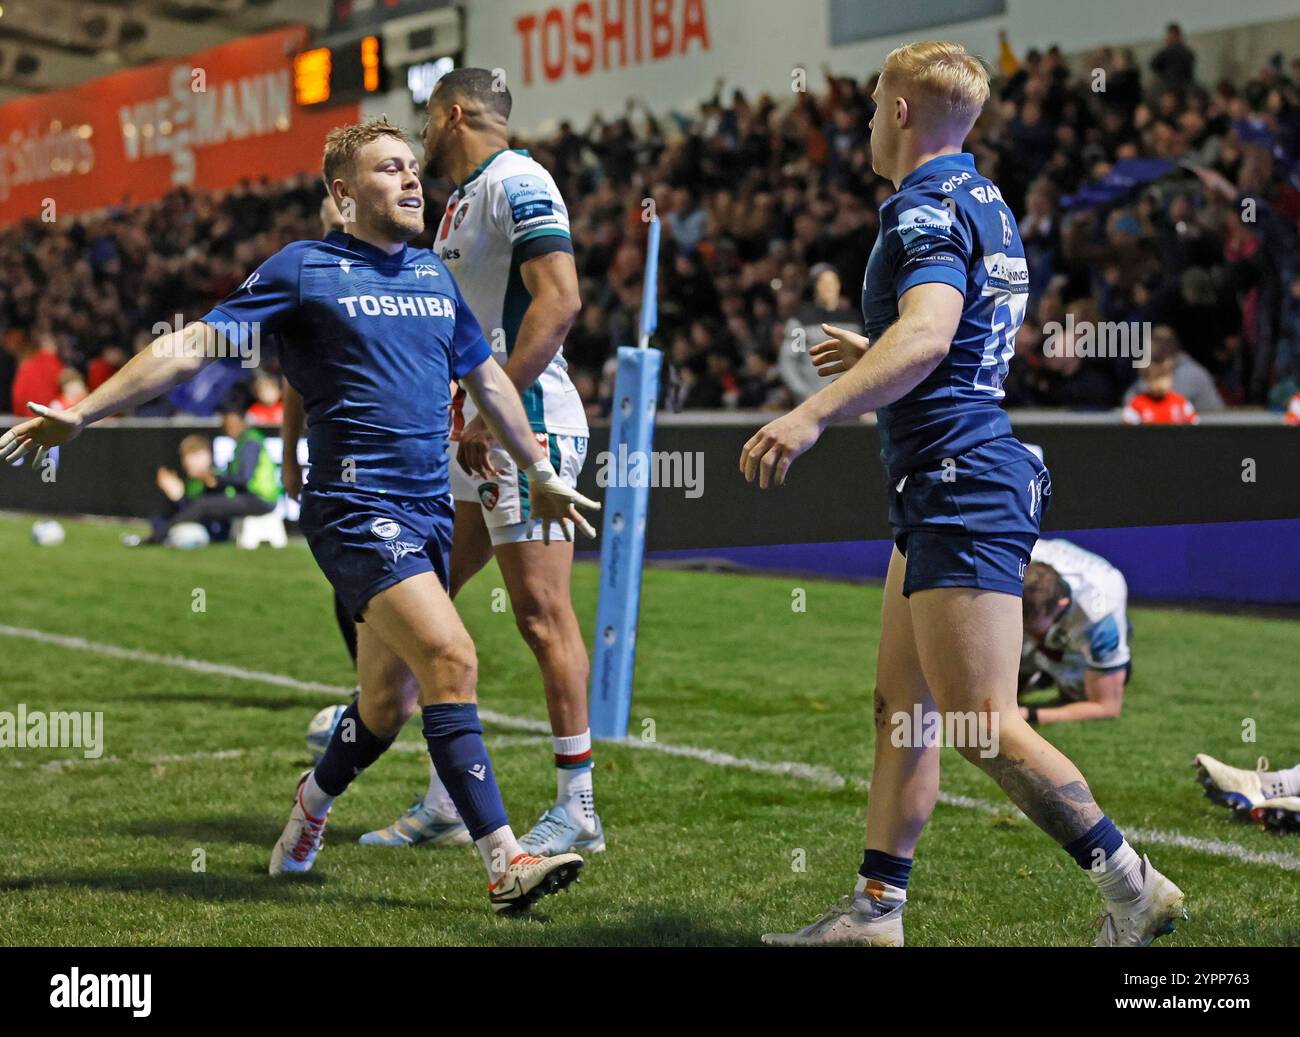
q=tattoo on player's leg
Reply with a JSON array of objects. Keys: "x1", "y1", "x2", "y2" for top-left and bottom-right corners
[{"x1": 982, "y1": 754, "x2": 1103, "y2": 845}]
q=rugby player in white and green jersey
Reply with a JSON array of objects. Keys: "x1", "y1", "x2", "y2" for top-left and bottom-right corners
[
  {"x1": 361, "y1": 68, "x2": 604, "y2": 857},
  {"x1": 1019, "y1": 538, "x2": 1133, "y2": 723}
]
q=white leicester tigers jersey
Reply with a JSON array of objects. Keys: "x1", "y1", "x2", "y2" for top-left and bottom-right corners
[
  {"x1": 437, "y1": 148, "x2": 587, "y2": 438},
  {"x1": 1029, "y1": 538, "x2": 1131, "y2": 676}
]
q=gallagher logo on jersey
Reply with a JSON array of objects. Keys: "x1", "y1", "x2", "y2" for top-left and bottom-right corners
[
  {"x1": 503, "y1": 174, "x2": 553, "y2": 223},
  {"x1": 897, "y1": 204, "x2": 953, "y2": 248}
]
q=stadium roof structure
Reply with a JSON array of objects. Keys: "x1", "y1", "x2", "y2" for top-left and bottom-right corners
[{"x1": 0, "y1": 0, "x2": 330, "y2": 104}]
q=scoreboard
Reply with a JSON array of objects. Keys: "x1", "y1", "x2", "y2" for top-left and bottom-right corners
[
  {"x1": 293, "y1": 7, "x2": 461, "y2": 113},
  {"x1": 293, "y1": 34, "x2": 386, "y2": 107}
]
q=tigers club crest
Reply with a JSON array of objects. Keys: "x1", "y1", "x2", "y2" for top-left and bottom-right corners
[{"x1": 478, "y1": 481, "x2": 499, "y2": 511}]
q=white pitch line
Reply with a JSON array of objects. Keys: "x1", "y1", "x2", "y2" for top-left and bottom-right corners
[
  {"x1": 0, "y1": 624, "x2": 345, "y2": 695},
  {"x1": 3, "y1": 622, "x2": 1298, "y2": 873},
  {"x1": 1126, "y1": 827, "x2": 1300, "y2": 873},
  {"x1": 3, "y1": 749, "x2": 246, "y2": 773},
  {"x1": 608, "y1": 734, "x2": 852, "y2": 789},
  {"x1": 4, "y1": 738, "x2": 550, "y2": 772}
]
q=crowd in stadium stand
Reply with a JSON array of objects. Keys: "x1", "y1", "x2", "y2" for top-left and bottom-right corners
[{"x1": 3, "y1": 22, "x2": 1299, "y2": 425}]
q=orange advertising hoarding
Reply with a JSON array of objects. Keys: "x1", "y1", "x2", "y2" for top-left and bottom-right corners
[{"x1": 0, "y1": 26, "x2": 359, "y2": 227}]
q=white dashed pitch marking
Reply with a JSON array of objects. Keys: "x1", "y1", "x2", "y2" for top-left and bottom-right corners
[{"x1": 2, "y1": 623, "x2": 1296, "y2": 873}]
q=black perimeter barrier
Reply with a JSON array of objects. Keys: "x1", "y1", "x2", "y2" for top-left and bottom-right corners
[{"x1": 1, "y1": 414, "x2": 1296, "y2": 546}]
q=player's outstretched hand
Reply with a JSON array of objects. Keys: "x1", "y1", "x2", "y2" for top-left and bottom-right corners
[
  {"x1": 740, "y1": 408, "x2": 822, "y2": 489},
  {"x1": 809, "y1": 323, "x2": 870, "y2": 377},
  {"x1": 0, "y1": 402, "x2": 83, "y2": 469},
  {"x1": 456, "y1": 416, "x2": 503, "y2": 480},
  {"x1": 525, "y1": 458, "x2": 601, "y2": 545}
]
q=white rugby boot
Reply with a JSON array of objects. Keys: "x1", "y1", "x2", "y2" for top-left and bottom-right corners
[{"x1": 1094, "y1": 855, "x2": 1186, "y2": 947}]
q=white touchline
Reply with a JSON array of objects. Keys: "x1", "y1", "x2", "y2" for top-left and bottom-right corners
[{"x1": 3, "y1": 622, "x2": 1298, "y2": 874}]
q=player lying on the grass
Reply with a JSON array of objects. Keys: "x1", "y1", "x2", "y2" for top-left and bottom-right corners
[
  {"x1": 361, "y1": 68, "x2": 603, "y2": 858},
  {"x1": 1194, "y1": 753, "x2": 1300, "y2": 833},
  {"x1": 0, "y1": 115, "x2": 599, "y2": 915},
  {"x1": 1018, "y1": 538, "x2": 1132, "y2": 724},
  {"x1": 742, "y1": 41, "x2": 1184, "y2": 947}
]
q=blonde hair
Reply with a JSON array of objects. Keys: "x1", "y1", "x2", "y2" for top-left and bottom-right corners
[
  {"x1": 178, "y1": 435, "x2": 210, "y2": 458},
  {"x1": 882, "y1": 41, "x2": 990, "y2": 132},
  {"x1": 322, "y1": 115, "x2": 410, "y2": 196}
]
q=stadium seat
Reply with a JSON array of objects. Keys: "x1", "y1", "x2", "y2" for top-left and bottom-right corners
[{"x1": 232, "y1": 511, "x2": 287, "y2": 550}]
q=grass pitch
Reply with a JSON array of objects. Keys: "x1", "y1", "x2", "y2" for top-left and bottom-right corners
[{"x1": 1, "y1": 513, "x2": 1297, "y2": 946}]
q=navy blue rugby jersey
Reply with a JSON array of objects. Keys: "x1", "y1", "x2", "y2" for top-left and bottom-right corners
[
  {"x1": 861, "y1": 153, "x2": 1029, "y2": 477},
  {"x1": 201, "y1": 231, "x2": 491, "y2": 497}
]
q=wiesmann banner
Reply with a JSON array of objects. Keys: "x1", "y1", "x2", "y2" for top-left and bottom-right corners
[{"x1": 0, "y1": 26, "x2": 357, "y2": 228}]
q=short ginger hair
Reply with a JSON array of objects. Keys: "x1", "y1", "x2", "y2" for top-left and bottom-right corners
[
  {"x1": 881, "y1": 41, "x2": 990, "y2": 133},
  {"x1": 321, "y1": 116, "x2": 410, "y2": 197}
]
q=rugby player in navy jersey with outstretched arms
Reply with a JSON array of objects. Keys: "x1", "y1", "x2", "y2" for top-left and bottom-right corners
[
  {"x1": 741, "y1": 42, "x2": 1185, "y2": 947},
  {"x1": 1, "y1": 116, "x2": 598, "y2": 915}
]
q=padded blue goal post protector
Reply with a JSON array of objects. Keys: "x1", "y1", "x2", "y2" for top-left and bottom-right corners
[{"x1": 590, "y1": 217, "x2": 662, "y2": 739}]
